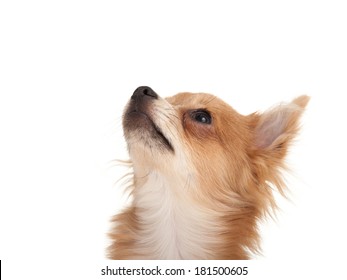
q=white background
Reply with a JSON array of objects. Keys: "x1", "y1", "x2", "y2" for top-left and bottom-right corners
[{"x1": 1, "y1": 0, "x2": 346, "y2": 279}]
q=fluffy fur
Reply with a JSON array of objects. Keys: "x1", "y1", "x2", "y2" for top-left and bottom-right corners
[{"x1": 108, "y1": 86, "x2": 309, "y2": 259}]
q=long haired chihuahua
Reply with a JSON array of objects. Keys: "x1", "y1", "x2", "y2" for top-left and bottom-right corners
[{"x1": 108, "y1": 86, "x2": 309, "y2": 259}]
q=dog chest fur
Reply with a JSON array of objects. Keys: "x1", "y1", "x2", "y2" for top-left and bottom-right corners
[{"x1": 133, "y1": 171, "x2": 218, "y2": 259}]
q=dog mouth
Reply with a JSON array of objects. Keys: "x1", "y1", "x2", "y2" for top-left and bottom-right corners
[{"x1": 125, "y1": 110, "x2": 174, "y2": 152}]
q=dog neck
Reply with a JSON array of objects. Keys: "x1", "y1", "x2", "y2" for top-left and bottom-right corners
[{"x1": 132, "y1": 171, "x2": 219, "y2": 259}]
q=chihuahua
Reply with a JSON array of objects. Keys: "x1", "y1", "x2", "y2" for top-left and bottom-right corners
[{"x1": 108, "y1": 86, "x2": 309, "y2": 259}]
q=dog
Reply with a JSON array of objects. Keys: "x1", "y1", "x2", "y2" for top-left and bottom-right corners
[{"x1": 108, "y1": 86, "x2": 309, "y2": 259}]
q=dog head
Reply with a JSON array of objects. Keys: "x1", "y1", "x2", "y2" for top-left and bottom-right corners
[{"x1": 123, "y1": 86, "x2": 309, "y2": 211}]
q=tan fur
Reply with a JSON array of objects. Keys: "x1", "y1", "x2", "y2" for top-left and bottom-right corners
[{"x1": 108, "y1": 87, "x2": 309, "y2": 259}]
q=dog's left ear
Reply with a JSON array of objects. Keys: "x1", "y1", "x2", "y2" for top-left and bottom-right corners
[{"x1": 253, "y1": 95, "x2": 310, "y2": 161}]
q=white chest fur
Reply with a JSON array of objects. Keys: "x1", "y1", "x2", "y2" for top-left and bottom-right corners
[{"x1": 133, "y1": 172, "x2": 218, "y2": 259}]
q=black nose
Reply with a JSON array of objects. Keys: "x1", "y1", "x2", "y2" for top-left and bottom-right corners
[{"x1": 131, "y1": 86, "x2": 158, "y2": 100}]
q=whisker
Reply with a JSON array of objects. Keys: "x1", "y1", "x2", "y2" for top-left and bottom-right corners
[{"x1": 205, "y1": 95, "x2": 217, "y2": 106}]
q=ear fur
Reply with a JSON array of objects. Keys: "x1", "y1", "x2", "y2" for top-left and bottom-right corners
[
  {"x1": 250, "y1": 95, "x2": 310, "y2": 199},
  {"x1": 255, "y1": 95, "x2": 309, "y2": 154}
]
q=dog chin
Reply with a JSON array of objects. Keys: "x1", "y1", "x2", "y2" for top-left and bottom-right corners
[{"x1": 123, "y1": 111, "x2": 174, "y2": 153}]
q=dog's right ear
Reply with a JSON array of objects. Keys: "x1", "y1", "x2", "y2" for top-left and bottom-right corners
[
  {"x1": 253, "y1": 95, "x2": 310, "y2": 160},
  {"x1": 248, "y1": 95, "x2": 309, "y2": 198}
]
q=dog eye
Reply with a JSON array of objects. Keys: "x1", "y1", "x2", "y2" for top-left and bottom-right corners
[{"x1": 190, "y1": 110, "x2": 212, "y2": 124}]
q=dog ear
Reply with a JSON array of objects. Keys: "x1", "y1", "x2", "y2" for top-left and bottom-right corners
[{"x1": 254, "y1": 95, "x2": 310, "y2": 161}]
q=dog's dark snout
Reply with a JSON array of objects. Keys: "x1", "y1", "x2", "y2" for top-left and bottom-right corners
[{"x1": 132, "y1": 86, "x2": 158, "y2": 100}]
